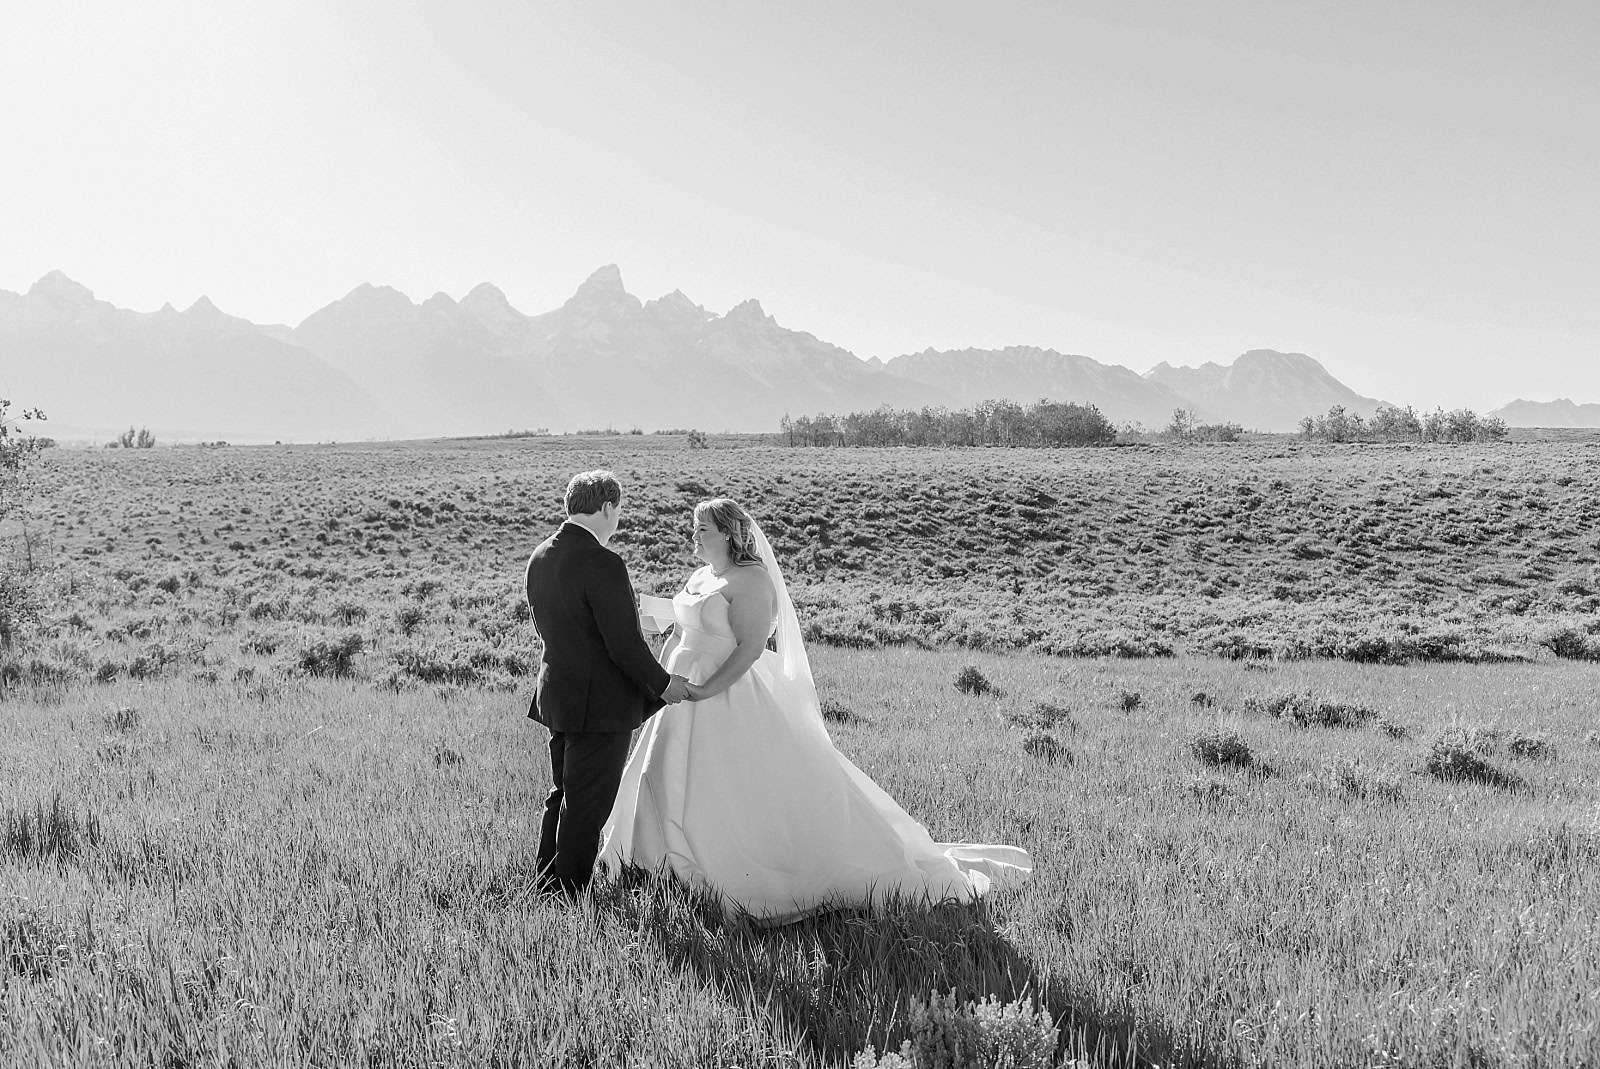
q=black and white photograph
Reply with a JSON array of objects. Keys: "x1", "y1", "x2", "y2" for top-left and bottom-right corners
[{"x1": 2, "y1": 2, "x2": 1598, "y2": 1066}]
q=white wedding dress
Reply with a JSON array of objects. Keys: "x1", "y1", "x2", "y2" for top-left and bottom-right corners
[{"x1": 599, "y1": 524, "x2": 1030, "y2": 925}]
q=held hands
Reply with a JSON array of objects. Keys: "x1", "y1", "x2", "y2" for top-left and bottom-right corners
[{"x1": 661, "y1": 674, "x2": 692, "y2": 704}]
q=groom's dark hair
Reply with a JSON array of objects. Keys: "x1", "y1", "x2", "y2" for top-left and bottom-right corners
[{"x1": 565, "y1": 470, "x2": 622, "y2": 516}]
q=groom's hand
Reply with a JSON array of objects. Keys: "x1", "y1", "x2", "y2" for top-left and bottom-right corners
[{"x1": 661, "y1": 674, "x2": 691, "y2": 704}]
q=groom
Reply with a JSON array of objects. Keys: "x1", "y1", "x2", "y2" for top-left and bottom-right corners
[{"x1": 525, "y1": 470, "x2": 689, "y2": 897}]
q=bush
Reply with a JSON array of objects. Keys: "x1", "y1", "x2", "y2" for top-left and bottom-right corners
[
  {"x1": 1537, "y1": 624, "x2": 1600, "y2": 661},
  {"x1": 295, "y1": 631, "x2": 366, "y2": 677},
  {"x1": 851, "y1": 989, "x2": 1059, "y2": 1069},
  {"x1": 329, "y1": 601, "x2": 370, "y2": 626},
  {"x1": 395, "y1": 603, "x2": 426, "y2": 637},
  {"x1": 1506, "y1": 732, "x2": 1556, "y2": 760},
  {"x1": 1245, "y1": 691, "x2": 1376, "y2": 728},
  {"x1": 820, "y1": 697, "x2": 858, "y2": 723},
  {"x1": 953, "y1": 665, "x2": 994, "y2": 696},
  {"x1": 1189, "y1": 726, "x2": 1254, "y2": 768},
  {"x1": 1021, "y1": 733, "x2": 1071, "y2": 765},
  {"x1": 1376, "y1": 716, "x2": 1410, "y2": 739},
  {"x1": 1423, "y1": 729, "x2": 1520, "y2": 788},
  {"x1": 1004, "y1": 700, "x2": 1078, "y2": 732}
]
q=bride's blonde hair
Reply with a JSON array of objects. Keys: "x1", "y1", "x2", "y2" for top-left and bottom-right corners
[{"x1": 695, "y1": 498, "x2": 762, "y2": 567}]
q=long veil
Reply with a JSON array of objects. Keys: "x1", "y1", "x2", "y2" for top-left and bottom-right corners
[
  {"x1": 747, "y1": 518, "x2": 833, "y2": 745},
  {"x1": 746, "y1": 514, "x2": 1032, "y2": 897}
]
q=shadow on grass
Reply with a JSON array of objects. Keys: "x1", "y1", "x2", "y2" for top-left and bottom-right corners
[{"x1": 594, "y1": 865, "x2": 1240, "y2": 1069}]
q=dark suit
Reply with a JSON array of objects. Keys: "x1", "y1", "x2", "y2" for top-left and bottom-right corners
[{"x1": 525, "y1": 521, "x2": 671, "y2": 894}]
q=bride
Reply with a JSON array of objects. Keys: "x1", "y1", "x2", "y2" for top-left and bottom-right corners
[{"x1": 598, "y1": 497, "x2": 1031, "y2": 925}]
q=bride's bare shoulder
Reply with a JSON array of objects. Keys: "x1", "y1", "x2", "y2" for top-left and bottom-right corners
[{"x1": 723, "y1": 562, "x2": 774, "y2": 598}]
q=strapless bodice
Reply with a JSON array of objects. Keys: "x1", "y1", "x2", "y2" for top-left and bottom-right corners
[{"x1": 673, "y1": 588, "x2": 736, "y2": 657}]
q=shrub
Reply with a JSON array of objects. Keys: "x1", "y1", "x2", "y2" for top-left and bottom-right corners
[
  {"x1": 1004, "y1": 700, "x2": 1078, "y2": 732},
  {"x1": 1021, "y1": 733, "x2": 1071, "y2": 765},
  {"x1": 1423, "y1": 729, "x2": 1520, "y2": 788},
  {"x1": 1246, "y1": 691, "x2": 1376, "y2": 729},
  {"x1": 1189, "y1": 726, "x2": 1254, "y2": 768},
  {"x1": 1116, "y1": 689, "x2": 1142, "y2": 713},
  {"x1": 329, "y1": 601, "x2": 369, "y2": 625},
  {"x1": 391, "y1": 645, "x2": 484, "y2": 687},
  {"x1": 1506, "y1": 732, "x2": 1556, "y2": 760},
  {"x1": 851, "y1": 989, "x2": 1059, "y2": 1069},
  {"x1": 820, "y1": 697, "x2": 858, "y2": 723},
  {"x1": 395, "y1": 603, "x2": 426, "y2": 637},
  {"x1": 1376, "y1": 716, "x2": 1410, "y2": 739},
  {"x1": 954, "y1": 665, "x2": 994, "y2": 696},
  {"x1": 240, "y1": 630, "x2": 286, "y2": 656},
  {"x1": 295, "y1": 631, "x2": 365, "y2": 677},
  {"x1": 1537, "y1": 624, "x2": 1600, "y2": 661}
]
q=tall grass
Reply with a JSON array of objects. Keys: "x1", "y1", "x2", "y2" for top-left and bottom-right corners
[{"x1": 3, "y1": 652, "x2": 1598, "y2": 1066}]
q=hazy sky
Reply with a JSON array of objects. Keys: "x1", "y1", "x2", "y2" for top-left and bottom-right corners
[{"x1": 4, "y1": 0, "x2": 1596, "y2": 409}]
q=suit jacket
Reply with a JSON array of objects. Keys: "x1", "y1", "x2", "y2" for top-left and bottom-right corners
[{"x1": 525, "y1": 522, "x2": 671, "y2": 733}]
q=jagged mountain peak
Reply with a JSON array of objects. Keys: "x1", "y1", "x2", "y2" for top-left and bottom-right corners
[
  {"x1": 28, "y1": 270, "x2": 95, "y2": 303},
  {"x1": 644, "y1": 289, "x2": 713, "y2": 327},
  {"x1": 726, "y1": 298, "x2": 771, "y2": 323},
  {"x1": 649, "y1": 288, "x2": 703, "y2": 310},
  {"x1": 560, "y1": 263, "x2": 640, "y2": 320},
  {"x1": 342, "y1": 282, "x2": 416, "y2": 308},
  {"x1": 186, "y1": 295, "x2": 220, "y2": 316},
  {"x1": 574, "y1": 263, "x2": 625, "y2": 296}
]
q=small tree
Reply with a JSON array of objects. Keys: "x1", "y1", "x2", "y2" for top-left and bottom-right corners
[
  {"x1": 686, "y1": 429, "x2": 708, "y2": 450},
  {"x1": 1, "y1": 400, "x2": 48, "y2": 649},
  {"x1": 136, "y1": 426, "x2": 156, "y2": 449}
]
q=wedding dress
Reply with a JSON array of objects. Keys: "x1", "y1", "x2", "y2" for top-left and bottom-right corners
[{"x1": 598, "y1": 521, "x2": 1030, "y2": 925}]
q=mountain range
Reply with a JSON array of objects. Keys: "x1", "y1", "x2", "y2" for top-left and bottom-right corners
[
  {"x1": 4, "y1": 264, "x2": 1557, "y2": 442},
  {"x1": 1485, "y1": 399, "x2": 1600, "y2": 429}
]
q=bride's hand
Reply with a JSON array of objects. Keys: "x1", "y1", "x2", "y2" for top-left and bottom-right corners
[{"x1": 684, "y1": 681, "x2": 706, "y2": 701}]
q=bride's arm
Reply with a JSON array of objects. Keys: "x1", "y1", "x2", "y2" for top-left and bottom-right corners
[{"x1": 686, "y1": 571, "x2": 776, "y2": 700}]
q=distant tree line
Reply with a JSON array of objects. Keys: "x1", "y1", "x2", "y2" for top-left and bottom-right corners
[
  {"x1": 780, "y1": 399, "x2": 1118, "y2": 448},
  {"x1": 1165, "y1": 408, "x2": 1245, "y2": 442},
  {"x1": 1299, "y1": 404, "x2": 1508, "y2": 444}
]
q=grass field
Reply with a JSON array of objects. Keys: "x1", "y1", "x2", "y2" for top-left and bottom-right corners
[{"x1": 3, "y1": 436, "x2": 1600, "y2": 1067}]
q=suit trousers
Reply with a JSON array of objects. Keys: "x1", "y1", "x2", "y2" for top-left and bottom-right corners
[{"x1": 537, "y1": 728, "x2": 633, "y2": 894}]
